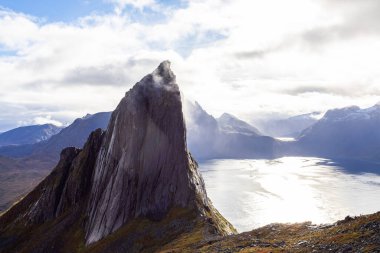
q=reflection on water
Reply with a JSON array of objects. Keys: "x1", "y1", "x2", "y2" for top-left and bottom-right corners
[{"x1": 199, "y1": 157, "x2": 380, "y2": 232}]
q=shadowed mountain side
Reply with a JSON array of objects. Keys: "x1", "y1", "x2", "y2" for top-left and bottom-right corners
[
  {"x1": 0, "y1": 112, "x2": 112, "y2": 212},
  {"x1": 0, "y1": 130, "x2": 104, "y2": 252},
  {"x1": 278, "y1": 104, "x2": 380, "y2": 164},
  {"x1": 184, "y1": 101, "x2": 278, "y2": 160}
]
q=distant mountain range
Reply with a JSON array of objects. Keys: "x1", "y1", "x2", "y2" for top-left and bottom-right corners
[
  {"x1": 292, "y1": 104, "x2": 380, "y2": 161},
  {"x1": 255, "y1": 112, "x2": 322, "y2": 138},
  {"x1": 0, "y1": 124, "x2": 62, "y2": 147},
  {"x1": 218, "y1": 113, "x2": 261, "y2": 135},
  {"x1": 2, "y1": 102, "x2": 380, "y2": 163},
  {"x1": 0, "y1": 113, "x2": 111, "y2": 212},
  {"x1": 0, "y1": 112, "x2": 111, "y2": 161},
  {"x1": 0, "y1": 102, "x2": 276, "y2": 162},
  {"x1": 185, "y1": 101, "x2": 277, "y2": 160}
]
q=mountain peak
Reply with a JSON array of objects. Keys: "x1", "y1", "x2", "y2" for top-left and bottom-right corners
[
  {"x1": 218, "y1": 112, "x2": 261, "y2": 136},
  {"x1": 155, "y1": 60, "x2": 172, "y2": 75},
  {"x1": 151, "y1": 60, "x2": 176, "y2": 85},
  {"x1": 85, "y1": 61, "x2": 201, "y2": 243},
  {"x1": 220, "y1": 113, "x2": 237, "y2": 120}
]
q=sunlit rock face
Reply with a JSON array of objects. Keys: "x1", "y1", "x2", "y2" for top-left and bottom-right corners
[{"x1": 85, "y1": 61, "x2": 210, "y2": 244}]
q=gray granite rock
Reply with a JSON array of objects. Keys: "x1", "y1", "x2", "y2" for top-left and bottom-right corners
[{"x1": 85, "y1": 61, "x2": 210, "y2": 244}]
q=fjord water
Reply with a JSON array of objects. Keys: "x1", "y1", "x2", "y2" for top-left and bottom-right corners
[{"x1": 199, "y1": 157, "x2": 380, "y2": 232}]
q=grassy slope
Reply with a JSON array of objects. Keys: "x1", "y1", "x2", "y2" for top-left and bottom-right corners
[
  {"x1": 0, "y1": 156, "x2": 52, "y2": 212},
  {"x1": 181, "y1": 212, "x2": 380, "y2": 253},
  {"x1": 0, "y1": 204, "x2": 235, "y2": 253}
]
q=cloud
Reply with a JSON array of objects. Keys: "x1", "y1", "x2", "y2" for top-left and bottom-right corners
[
  {"x1": 0, "y1": 102, "x2": 68, "y2": 132},
  {"x1": 107, "y1": 0, "x2": 156, "y2": 14},
  {"x1": 0, "y1": 8, "x2": 40, "y2": 51},
  {"x1": 61, "y1": 58, "x2": 159, "y2": 86},
  {"x1": 31, "y1": 116, "x2": 63, "y2": 126},
  {"x1": 235, "y1": 50, "x2": 267, "y2": 60},
  {"x1": 281, "y1": 85, "x2": 377, "y2": 97},
  {"x1": 0, "y1": 0, "x2": 380, "y2": 131},
  {"x1": 299, "y1": 0, "x2": 380, "y2": 47},
  {"x1": 63, "y1": 64, "x2": 130, "y2": 86}
]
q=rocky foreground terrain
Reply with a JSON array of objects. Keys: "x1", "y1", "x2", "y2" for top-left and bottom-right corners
[{"x1": 182, "y1": 212, "x2": 380, "y2": 253}]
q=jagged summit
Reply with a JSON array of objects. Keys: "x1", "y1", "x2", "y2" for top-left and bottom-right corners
[
  {"x1": 0, "y1": 61, "x2": 235, "y2": 253},
  {"x1": 85, "y1": 60, "x2": 212, "y2": 244},
  {"x1": 129, "y1": 60, "x2": 176, "y2": 95},
  {"x1": 218, "y1": 112, "x2": 261, "y2": 136},
  {"x1": 152, "y1": 60, "x2": 175, "y2": 84}
]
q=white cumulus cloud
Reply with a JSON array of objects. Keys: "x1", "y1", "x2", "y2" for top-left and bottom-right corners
[{"x1": 0, "y1": 0, "x2": 380, "y2": 131}]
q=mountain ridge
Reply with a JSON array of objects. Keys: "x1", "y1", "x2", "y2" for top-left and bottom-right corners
[
  {"x1": 293, "y1": 103, "x2": 380, "y2": 160},
  {"x1": 0, "y1": 124, "x2": 62, "y2": 147},
  {"x1": 185, "y1": 100, "x2": 277, "y2": 160}
]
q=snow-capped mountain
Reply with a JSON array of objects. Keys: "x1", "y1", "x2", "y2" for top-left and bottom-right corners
[
  {"x1": 296, "y1": 103, "x2": 380, "y2": 160},
  {"x1": 0, "y1": 124, "x2": 62, "y2": 147},
  {"x1": 0, "y1": 112, "x2": 111, "y2": 160}
]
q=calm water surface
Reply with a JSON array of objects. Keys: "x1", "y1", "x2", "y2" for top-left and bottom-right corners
[{"x1": 199, "y1": 157, "x2": 380, "y2": 232}]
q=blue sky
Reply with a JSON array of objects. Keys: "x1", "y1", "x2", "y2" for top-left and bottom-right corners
[
  {"x1": 0, "y1": 0, "x2": 186, "y2": 23},
  {"x1": 0, "y1": 0, "x2": 380, "y2": 132},
  {"x1": 0, "y1": 0, "x2": 113, "y2": 22}
]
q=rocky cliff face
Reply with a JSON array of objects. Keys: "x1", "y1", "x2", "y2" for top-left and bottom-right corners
[
  {"x1": 0, "y1": 61, "x2": 235, "y2": 253},
  {"x1": 86, "y1": 61, "x2": 213, "y2": 244}
]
